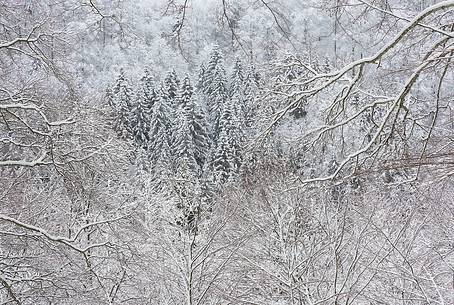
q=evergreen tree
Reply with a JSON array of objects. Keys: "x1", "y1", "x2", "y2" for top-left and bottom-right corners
[
  {"x1": 162, "y1": 70, "x2": 180, "y2": 119},
  {"x1": 229, "y1": 59, "x2": 248, "y2": 143},
  {"x1": 178, "y1": 75, "x2": 193, "y2": 112},
  {"x1": 195, "y1": 64, "x2": 206, "y2": 91},
  {"x1": 174, "y1": 77, "x2": 210, "y2": 174},
  {"x1": 202, "y1": 48, "x2": 228, "y2": 139},
  {"x1": 111, "y1": 69, "x2": 135, "y2": 139},
  {"x1": 170, "y1": 77, "x2": 213, "y2": 227},
  {"x1": 106, "y1": 86, "x2": 114, "y2": 109},
  {"x1": 131, "y1": 98, "x2": 150, "y2": 149},
  {"x1": 148, "y1": 88, "x2": 172, "y2": 170},
  {"x1": 172, "y1": 88, "x2": 202, "y2": 232},
  {"x1": 131, "y1": 69, "x2": 157, "y2": 149},
  {"x1": 139, "y1": 68, "x2": 156, "y2": 116},
  {"x1": 229, "y1": 58, "x2": 245, "y2": 98},
  {"x1": 242, "y1": 64, "x2": 260, "y2": 130},
  {"x1": 190, "y1": 102, "x2": 210, "y2": 170},
  {"x1": 212, "y1": 128, "x2": 233, "y2": 184},
  {"x1": 173, "y1": 107, "x2": 199, "y2": 177},
  {"x1": 211, "y1": 100, "x2": 241, "y2": 184},
  {"x1": 203, "y1": 47, "x2": 222, "y2": 92},
  {"x1": 210, "y1": 69, "x2": 228, "y2": 136}
]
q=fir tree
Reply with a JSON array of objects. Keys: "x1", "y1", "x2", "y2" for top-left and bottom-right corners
[
  {"x1": 172, "y1": 87, "x2": 204, "y2": 231},
  {"x1": 173, "y1": 107, "x2": 199, "y2": 177},
  {"x1": 242, "y1": 64, "x2": 260, "y2": 130},
  {"x1": 130, "y1": 98, "x2": 150, "y2": 149},
  {"x1": 203, "y1": 47, "x2": 223, "y2": 93},
  {"x1": 190, "y1": 102, "x2": 210, "y2": 170},
  {"x1": 105, "y1": 86, "x2": 114, "y2": 109},
  {"x1": 162, "y1": 70, "x2": 180, "y2": 119},
  {"x1": 202, "y1": 48, "x2": 228, "y2": 140},
  {"x1": 229, "y1": 58, "x2": 245, "y2": 98},
  {"x1": 229, "y1": 59, "x2": 248, "y2": 144},
  {"x1": 148, "y1": 88, "x2": 172, "y2": 170},
  {"x1": 131, "y1": 69, "x2": 158, "y2": 149},
  {"x1": 210, "y1": 69, "x2": 228, "y2": 136},
  {"x1": 174, "y1": 77, "x2": 210, "y2": 174},
  {"x1": 178, "y1": 75, "x2": 193, "y2": 112},
  {"x1": 195, "y1": 64, "x2": 206, "y2": 92},
  {"x1": 139, "y1": 68, "x2": 156, "y2": 116},
  {"x1": 211, "y1": 100, "x2": 241, "y2": 184},
  {"x1": 110, "y1": 69, "x2": 135, "y2": 139}
]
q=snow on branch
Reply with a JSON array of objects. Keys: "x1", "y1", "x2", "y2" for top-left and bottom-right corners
[
  {"x1": 260, "y1": 0, "x2": 454, "y2": 183},
  {"x1": 0, "y1": 213, "x2": 128, "y2": 253}
]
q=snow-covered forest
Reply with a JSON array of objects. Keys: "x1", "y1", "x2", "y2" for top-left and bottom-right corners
[{"x1": 1, "y1": 0, "x2": 454, "y2": 304}]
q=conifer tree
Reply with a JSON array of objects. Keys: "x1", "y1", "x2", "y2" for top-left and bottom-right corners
[
  {"x1": 195, "y1": 64, "x2": 206, "y2": 92},
  {"x1": 204, "y1": 48, "x2": 222, "y2": 92},
  {"x1": 212, "y1": 128, "x2": 233, "y2": 184},
  {"x1": 174, "y1": 77, "x2": 210, "y2": 174},
  {"x1": 111, "y1": 69, "x2": 135, "y2": 139},
  {"x1": 202, "y1": 48, "x2": 228, "y2": 139},
  {"x1": 139, "y1": 68, "x2": 156, "y2": 116},
  {"x1": 131, "y1": 98, "x2": 150, "y2": 149},
  {"x1": 162, "y1": 70, "x2": 180, "y2": 119},
  {"x1": 178, "y1": 75, "x2": 193, "y2": 112},
  {"x1": 173, "y1": 107, "x2": 199, "y2": 177},
  {"x1": 148, "y1": 88, "x2": 172, "y2": 170},
  {"x1": 131, "y1": 69, "x2": 157, "y2": 149},
  {"x1": 172, "y1": 82, "x2": 204, "y2": 231},
  {"x1": 210, "y1": 69, "x2": 228, "y2": 136},
  {"x1": 190, "y1": 102, "x2": 210, "y2": 170},
  {"x1": 106, "y1": 86, "x2": 114, "y2": 109},
  {"x1": 229, "y1": 59, "x2": 248, "y2": 143},
  {"x1": 229, "y1": 58, "x2": 245, "y2": 98},
  {"x1": 211, "y1": 100, "x2": 241, "y2": 184},
  {"x1": 242, "y1": 64, "x2": 260, "y2": 130}
]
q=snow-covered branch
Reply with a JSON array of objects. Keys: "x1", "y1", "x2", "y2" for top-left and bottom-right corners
[{"x1": 0, "y1": 213, "x2": 127, "y2": 253}]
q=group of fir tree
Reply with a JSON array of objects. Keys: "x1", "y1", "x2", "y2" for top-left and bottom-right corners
[{"x1": 107, "y1": 48, "x2": 259, "y2": 229}]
